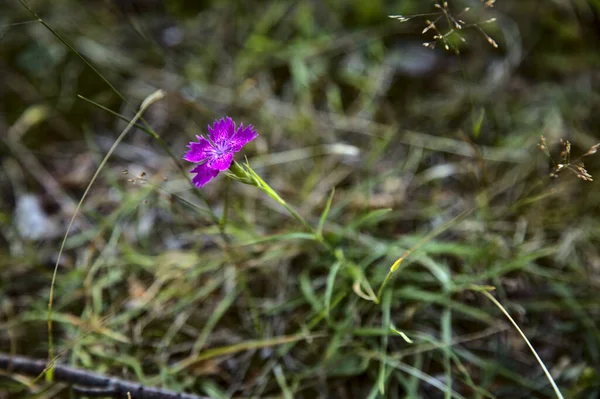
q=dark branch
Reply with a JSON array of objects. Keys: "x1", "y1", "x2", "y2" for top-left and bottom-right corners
[{"x1": 0, "y1": 353, "x2": 209, "y2": 399}]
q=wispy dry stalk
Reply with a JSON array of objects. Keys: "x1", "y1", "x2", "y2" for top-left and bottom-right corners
[
  {"x1": 389, "y1": 0, "x2": 499, "y2": 53},
  {"x1": 538, "y1": 136, "x2": 599, "y2": 181}
]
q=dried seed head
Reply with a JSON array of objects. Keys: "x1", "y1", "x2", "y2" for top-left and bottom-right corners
[
  {"x1": 560, "y1": 140, "x2": 571, "y2": 159},
  {"x1": 575, "y1": 163, "x2": 593, "y2": 181},
  {"x1": 423, "y1": 20, "x2": 436, "y2": 34},
  {"x1": 391, "y1": 1, "x2": 499, "y2": 53},
  {"x1": 583, "y1": 143, "x2": 600, "y2": 157},
  {"x1": 543, "y1": 137, "x2": 596, "y2": 182},
  {"x1": 388, "y1": 14, "x2": 409, "y2": 22},
  {"x1": 486, "y1": 35, "x2": 499, "y2": 48},
  {"x1": 538, "y1": 136, "x2": 548, "y2": 151}
]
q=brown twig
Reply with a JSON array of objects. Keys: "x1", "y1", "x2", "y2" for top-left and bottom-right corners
[{"x1": 0, "y1": 353, "x2": 208, "y2": 399}]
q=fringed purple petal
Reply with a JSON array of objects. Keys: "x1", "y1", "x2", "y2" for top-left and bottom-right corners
[
  {"x1": 183, "y1": 136, "x2": 213, "y2": 163},
  {"x1": 190, "y1": 164, "x2": 220, "y2": 188},
  {"x1": 229, "y1": 123, "x2": 258, "y2": 152},
  {"x1": 207, "y1": 152, "x2": 234, "y2": 171},
  {"x1": 208, "y1": 117, "x2": 236, "y2": 146},
  {"x1": 184, "y1": 117, "x2": 258, "y2": 189}
]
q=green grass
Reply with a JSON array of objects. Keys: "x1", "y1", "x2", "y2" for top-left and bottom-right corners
[{"x1": 1, "y1": 0, "x2": 600, "y2": 397}]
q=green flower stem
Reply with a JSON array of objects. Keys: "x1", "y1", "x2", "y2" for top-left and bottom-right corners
[
  {"x1": 228, "y1": 161, "x2": 332, "y2": 251},
  {"x1": 230, "y1": 161, "x2": 381, "y2": 304},
  {"x1": 376, "y1": 257, "x2": 405, "y2": 304}
]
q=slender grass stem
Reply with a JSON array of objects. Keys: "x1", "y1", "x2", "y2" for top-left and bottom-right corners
[
  {"x1": 473, "y1": 286, "x2": 565, "y2": 399},
  {"x1": 45, "y1": 90, "x2": 166, "y2": 379}
]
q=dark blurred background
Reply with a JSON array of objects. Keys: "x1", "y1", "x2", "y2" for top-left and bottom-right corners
[{"x1": 1, "y1": 0, "x2": 600, "y2": 398}]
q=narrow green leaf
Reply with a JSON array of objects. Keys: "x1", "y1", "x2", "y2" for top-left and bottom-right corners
[
  {"x1": 325, "y1": 261, "x2": 342, "y2": 318},
  {"x1": 472, "y1": 108, "x2": 485, "y2": 139},
  {"x1": 442, "y1": 305, "x2": 452, "y2": 399},
  {"x1": 349, "y1": 208, "x2": 392, "y2": 231},
  {"x1": 200, "y1": 380, "x2": 229, "y2": 399},
  {"x1": 390, "y1": 326, "x2": 413, "y2": 343},
  {"x1": 378, "y1": 289, "x2": 392, "y2": 394},
  {"x1": 192, "y1": 290, "x2": 239, "y2": 354},
  {"x1": 78, "y1": 95, "x2": 157, "y2": 138},
  {"x1": 273, "y1": 364, "x2": 294, "y2": 399},
  {"x1": 317, "y1": 188, "x2": 335, "y2": 238},
  {"x1": 239, "y1": 232, "x2": 316, "y2": 246},
  {"x1": 300, "y1": 269, "x2": 323, "y2": 313}
]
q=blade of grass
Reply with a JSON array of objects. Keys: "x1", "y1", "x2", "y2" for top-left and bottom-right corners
[
  {"x1": 171, "y1": 332, "x2": 327, "y2": 373},
  {"x1": 191, "y1": 289, "x2": 239, "y2": 355},
  {"x1": 442, "y1": 304, "x2": 452, "y2": 399},
  {"x1": 273, "y1": 364, "x2": 294, "y2": 399},
  {"x1": 362, "y1": 350, "x2": 468, "y2": 399},
  {"x1": 390, "y1": 325, "x2": 413, "y2": 343},
  {"x1": 348, "y1": 208, "x2": 392, "y2": 231},
  {"x1": 316, "y1": 187, "x2": 335, "y2": 238},
  {"x1": 396, "y1": 286, "x2": 493, "y2": 322},
  {"x1": 77, "y1": 95, "x2": 156, "y2": 137},
  {"x1": 324, "y1": 260, "x2": 341, "y2": 319},
  {"x1": 44, "y1": 89, "x2": 166, "y2": 379},
  {"x1": 414, "y1": 334, "x2": 495, "y2": 399},
  {"x1": 403, "y1": 352, "x2": 424, "y2": 396},
  {"x1": 376, "y1": 208, "x2": 472, "y2": 302},
  {"x1": 300, "y1": 270, "x2": 324, "y2": 314},
  {"x1": 239, "y1": 232, "x2": 317, "y2": 246},
  {"x1": 378, "y1": 289, "x2": 392, "y2": 394},
  {"x1": 471, "y1": 285, "x2": 565, "y2": 399}
]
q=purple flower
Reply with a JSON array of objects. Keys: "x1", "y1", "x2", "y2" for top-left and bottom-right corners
[{"x1": 183, "y1": 117, "x2": 258, "y2": 188}]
